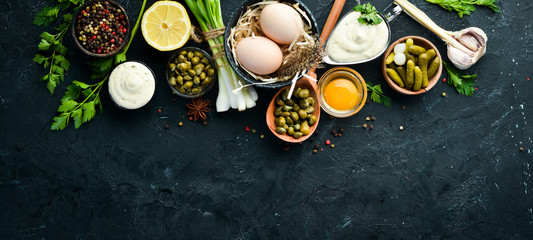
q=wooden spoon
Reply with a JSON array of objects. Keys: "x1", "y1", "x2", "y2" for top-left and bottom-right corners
[{"x1": 267, "y1": 0, "x2": 346, "y2": 143}]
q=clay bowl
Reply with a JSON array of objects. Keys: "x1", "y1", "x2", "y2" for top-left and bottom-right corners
[
  {"x1": 382, "y1": 36, "x2": 442, "y2": 95},
  {"x1": 224, "y1": 0, "x2": 319, "y2": 88},
  {"x1": 266, "y1": 76, "x2": 320, "y2": 143},
  {"x1": 71, "y1": 0, "x2": 130, "y2": 58}
]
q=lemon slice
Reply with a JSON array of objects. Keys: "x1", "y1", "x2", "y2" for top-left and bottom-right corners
[{"x1": 141, "y1": 1, "x2": 191, "y2": 51}]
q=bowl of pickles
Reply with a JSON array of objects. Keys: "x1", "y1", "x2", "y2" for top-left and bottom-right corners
[
  {"x1": 382, "y1": 36, "x2": 442, "y2": 95},
  {"x1": 166, "y1": 47, "x2": 217, "y2": 98}
]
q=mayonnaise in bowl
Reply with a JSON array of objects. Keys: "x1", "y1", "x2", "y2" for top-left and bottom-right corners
[{"x1": 108, "y1": 61, "x2": 156, "y2": 110}]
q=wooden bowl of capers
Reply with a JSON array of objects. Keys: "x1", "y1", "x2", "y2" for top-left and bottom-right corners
[{"x1": 166, "y1": 47, "x2": 217, "y2": 98}]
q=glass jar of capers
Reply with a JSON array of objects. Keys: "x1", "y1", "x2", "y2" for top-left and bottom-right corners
[
  {"x1": 273, "y1": 87, "x2": 317, "y2": 139},
  {"x1": 166, "y1": 47, "x2": 216, "y2": 98}
]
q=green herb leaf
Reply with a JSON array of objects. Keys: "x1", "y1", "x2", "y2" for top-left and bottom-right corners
[
  {"x1": 71, "y1": 109, "x2": 83, "y2": 129},
  {"x1": 38, "y1": 39, "x2": 51, "y2": 51},
  {"x1": 40, "y1": 32, "x2": 55, "y2": 43},
  {"x1": 82, "y1": 101, "x2": 96, "y2": 123},
  {"x1": 366, "y1": 83, "x2": 391, "y2": 108},
  {"x1": 353, "y1": 3, "x2": 383, "y2": 25},
  {"x1": 72, "y1": 80, "x2": 90, "y2": 89},
  {"x1": 62, "y1": 84, "x2": 81, "y2": 101},
  {"x1": 33, "y1": 6, "x2": 60, "y2": 26},
  {"x1": 426, "y1": 0, "x2": 499, "y2": 18},
  {"x1": 51, "y1": 113, "x2": 70, "y2": 130},
  {"x1": 443, "y1": 61, "x2": 476, "y2": 96},
  {"x1": 33, "y1": 54, "x2": 47, "y2": 64},
  {"x1": 58, "y1": 100, "x2": 78, "y2": 112}
]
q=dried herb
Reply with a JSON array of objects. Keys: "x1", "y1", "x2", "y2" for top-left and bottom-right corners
[
  {"x1": 186, "y1": 97, "x2": 211, "y2": 121},
  {"x1": 426, "y1": 0, "x2": 500, "y2": 18}
]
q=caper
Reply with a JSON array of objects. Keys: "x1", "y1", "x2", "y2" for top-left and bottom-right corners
[
  {"x1": 292, "y1": 104, "x2": 300, "y2": 112},
  {"x1": 282, "y1": 105, "x2": 293, "y2": 111},
  {"x1": 294, "y1": 123, "x2": 301, "y2": 131},
  {"x1": 191, "y1": 87, "x2": 201, "y2": 94},
  {"x1": 200, "y1": 72, "x2": 206, "y2": 80},
  {"x1": 188, "y1": 69, "x2": 196, "y2": 77},
  {"x1": 177, "y1": 76, "x2": 184, "y2": 85},
  {"x1": 287, "y1": 127, "x2": 295, "y2": 136},
  {"x1": 299, "y1": 89, "x2": 309, "y2": 98},
  {"x1": 293, "y1": 87, "x2": 301, "y2": 99},
  {"x1": 290, "y1": 112, "x2": 299, "y2": 122},
  {"x1": 178, "y1": 54, "x2": 187, "y2": 63},
  {"x1": 276, "y1": 97, "x2": 285, "y2": 106},
  {"x1": 207, "y1": 68, "x2": 215, "y2": 76},
  {"x1": 194, "y1": 64, "x2": 205, "y2": 75},
  {"x1": 281, "y1": 111, "x2": 290, "y2": 117},
  {"x1": 300, "y1": 121, "x2": 310, "y2": 135},
  {"x1": 184, "y1": 81, "x2": 193, "y2": 89},
  {"x1": 299, "y1": 99, "x2": 310, "y2": 109},
  {"x1": 274, "y1": 106, "x2": 283, "y2": 116},
  {"x1": 275, "y1": 116, "x2": 286, "y2": 127},
  {"x1": 183, "y1": 75, "x2": 192, "y2": 81},
  {"x1": 285, "y1": 99, "x2": 295, "y2": 106},
  {"x1": 201, "y1": 77, "x2": 211, "y2": 86},
  {"x1": 170, "y1": 77, "x2": 177, "y2": 86},
  {"x1": 286, "y1": 117, "x2": 294, "y2": 126},
  {"x1": 169, "y1": 63, "x2": 176, "y2": 71},
  {"x1": 180, "y1": 50, "x2": 187, "y2": 55},
  {"x1": 194, "y1": 51, "x2": 203, "y2": 57},
  {"x1": 201, "y1": 57, "x2": 209, "y2": 65},
  {"x1": 308, "y1": 115, "x2": 317, "y2": 125},
  {"x1": 191, "y1": 56, "x2": 200, "y2": 65},
  {"x1": 298, "y1": 109, "x2": 307, "y2": 119},
  {"x1": 276, "y1": 127, "x2": 287, "y2": 134},
  {"x1": 293, "y1": 132, "x2": 303, "y2": 139},
  {"x1": 193, "y1": 76, "x2": 201, "y2": 85},
  {"x1": 178, "y1": 63, "x2": 189, "y2": 72},
  {"x1": 306, "y1": 97, "x2": 315, "y2": 106},
  {"x1": 283, "y1": 124, "x2": 289, "y2": 130},
  {"x1": 306, "y1": 106, "x2": 314, "y2": 114},
  {"x1": 187, "y1": 51, "x2": 194, "y2": 59}
]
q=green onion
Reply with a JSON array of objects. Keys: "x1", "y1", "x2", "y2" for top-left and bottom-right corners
[{"x1": 185, "y1": 0, "x2": 257, "y2": 112}]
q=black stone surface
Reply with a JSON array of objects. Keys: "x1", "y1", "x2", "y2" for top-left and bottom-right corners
[{"x1": 1, "y1": 0, "x2": 532, "y2": 239}]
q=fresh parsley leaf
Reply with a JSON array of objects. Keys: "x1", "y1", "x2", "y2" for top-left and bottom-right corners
[
  {"x1": 366, "y1": 82, "x2": 391, "y2": 108},
  {"x1": 426, "y1": 0, "x2": 499, "y2": 18},
  {"x1": 33, "y1": 54, "x2": 47, "y2": 64},
  {"x1": 443, "y1": 62, "x2": 476, "y2": 96},
  {"x1": 51, "y1": 113, "x2": 70, "y2": 131},
  {"x1": 71, "y1": 109, "x2": 83, "y2": 129},
  {"x1": 58, "y1": 100, "x2": 78, "y2": 112},
  {"x1": 353, "y1": 3, "x2": 383, "y2": 25},
  {"x1": 33, "y1": 6, "x2": 60, "y2": 26},
  {"x1": 82, "y1": 101, "x2": 96, "y2": 123},
  {"x1": 61, "y1": 84, "x2": 81, "y2": 101}
]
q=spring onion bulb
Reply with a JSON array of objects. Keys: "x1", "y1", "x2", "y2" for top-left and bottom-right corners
[{"x1": 184, "y1": 0, "x2": 257, "y2": 112}]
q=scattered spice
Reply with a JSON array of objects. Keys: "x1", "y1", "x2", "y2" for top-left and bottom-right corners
[
  {"x1": 245, "y1": 126, "x2": 250, "y2": 132},
  {"x1": 330, "y1": 144, "x2": 335, "y2": 148},
  {"x1": 331, "y1": 129, "x2": 337, "y2": 135},
  {"x1": 74, "y1": 0, "x2": 128, "y2": 54},
  {"x1": 399, "y1": 125, "x2": 404, "y2": 131},
  {"x1": 157, "y1": 108, "x2": 162, "y2": 113},
  {"x1": 260, "y1": 134, "x2": 264, "y2": 139},
  {"x1": 164, "y1": 124, "x2": 170, "y2": 129},
  {"x1": 188, "y1": 116, "x2": 193, "y2": 121},
  {"x1": 178, "y1": 121, "x2": 183, "y2": 127},
  {"x1": 527, "y1": 77, "x2": 530, "y2": 81},
  {"x1": 284, "y1": 146, "x2": 290, "y2": 151},
  {"x1": 363, "y1": 123, "x2": 368, "y2": 129},
  {"x1": 442, "y1": 92, "x2": 447, "y2": 97},
  {"x1": 442, "y1": 78, "x2": 446, "y2": 83},
  {"x1": 313, "y1": 149, "x2": 318, "y2": 154},
  {"x1": 252, "y1": 129, "x2": 256, "y2": 134},
  {"x1": 402, "y1": 105, "x2": 406, "y2": 110},
  {"x1": 203, "y1": 121, "x2": 208, "y2": 126},
  {"x1": 314, "y1": 144, "x2": 320, "y2": 149},
  {"x1": 369, "y1": 124, "x2": 373, "y2": 129},
  {"x1": 186, "y1": 97, "x2": 210, "y2": 121},
  {"x1": 366, "y1": 117, "x2": 371, "y2": 121},
  {"x1": 339, "y1": 128, "x2": 344, "y2": 133},
  {"x1": 371, "y1": 116, "x2": 376, "y2": 121},
  {"x1": 520, "y1": 147, "x2": 524, "y2": 152},
  {"x1": 338, "y1": 133, "x2": 342, "y2": 137},
  {"x1": 325, "y1": 140, "x2": 331, "y2": 145}
]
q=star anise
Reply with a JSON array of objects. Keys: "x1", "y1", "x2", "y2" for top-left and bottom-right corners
[{"x1": 186, "y1": 97, "x2": 210, "y2": 121}]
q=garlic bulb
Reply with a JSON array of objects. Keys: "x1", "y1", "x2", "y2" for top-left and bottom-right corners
[
  {"x1": 394, "y1": 0, "x2": 488, "y2": 69},
  {"x1": 447, "y1": 27, "x2": 487, "y2": 69}
]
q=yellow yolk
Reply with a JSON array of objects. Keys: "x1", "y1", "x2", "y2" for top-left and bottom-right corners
[{"x1": 324, "y1": 78, "x2": 358, "y2": 111}]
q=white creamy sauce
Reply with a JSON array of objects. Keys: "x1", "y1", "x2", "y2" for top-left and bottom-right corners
[
  {"x1": 326, "y1": 11, "x2": 389, "y2": 62},
  {"x1": 108, "y1": 61, "x2": 155, "y2": 109}
]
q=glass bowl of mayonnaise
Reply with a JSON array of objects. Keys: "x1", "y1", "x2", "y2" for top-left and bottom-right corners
[{"x1": 108, "y1": 61, "x2": 156, "y2": 110}]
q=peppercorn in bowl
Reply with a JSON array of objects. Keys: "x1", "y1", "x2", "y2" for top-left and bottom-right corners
[
  {"x1": 166, "y1": 47, "x2": 217, "y2": 98},
  {"x1": 71, "y1": 0, "x2": 130, "y2": 58}
]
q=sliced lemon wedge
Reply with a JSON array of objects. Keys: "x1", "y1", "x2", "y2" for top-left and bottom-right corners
[{"x1": 141, "y1": 1, "x2": 191, "y2": 51}]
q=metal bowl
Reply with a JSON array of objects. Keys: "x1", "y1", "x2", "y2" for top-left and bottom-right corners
[{"x1": 224, "y1": 0, "x2": 320, "y2": 89}]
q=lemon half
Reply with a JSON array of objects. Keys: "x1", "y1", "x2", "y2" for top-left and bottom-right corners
[{"x1": 141, "y1": 1, "x2": 191, "y2": 51}]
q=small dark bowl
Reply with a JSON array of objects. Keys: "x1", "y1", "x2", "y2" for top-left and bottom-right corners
[
  {"x1": 224, "y1": 0, "x2": 320, "y2": 89},
  {"x1": 71, "y1": 0, "x2": 130, "y2": 58},
  {"x1": 166, "y1": 47, "x2": 217, "y2": 99}
]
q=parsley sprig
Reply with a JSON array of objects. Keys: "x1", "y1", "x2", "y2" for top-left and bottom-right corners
[
  {"x1": 443, "y1": 62, "x2": 476, "y2": 96},
  {"x1": 33, "y1": 0, "x2": 85, "y2": 26},
  {"x1": 353, "y1": 3, "x2": 383, "y2": 25},
  {"x1": 50, "y1": 0, "x2": 148, "y2": 130},
  {"x1": 32, "y1": 14, "x2": 73, "y2": 94},
  {"x1": 366, "y1": 83, "x2": 391, "y2": 108},
  {"x1": 426, "y1": 0, "x2": 500, "y2": 18}
]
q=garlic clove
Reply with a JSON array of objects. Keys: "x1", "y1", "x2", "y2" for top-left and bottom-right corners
[{"x1": 447, "y1": 27, "x2": 488, "y2": 69}]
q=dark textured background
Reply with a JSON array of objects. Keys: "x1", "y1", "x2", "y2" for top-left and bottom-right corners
[{"x1": 1, "y1": 0, "x2": 532, "y2": 239}]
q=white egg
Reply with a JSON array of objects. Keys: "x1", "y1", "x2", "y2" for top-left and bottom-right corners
[
  {"x1": 394, "y1": 43, "x2": 407, "y2": 54},
  {"x1": 394, "y1": 53, "x2": 406, "y2": 65},
  {"x1": 260, "y1": 3, "x2": 303, "y2": 45},
  {"x1": 236, "y1": 36, "x2": 283, "y2": 75}
]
